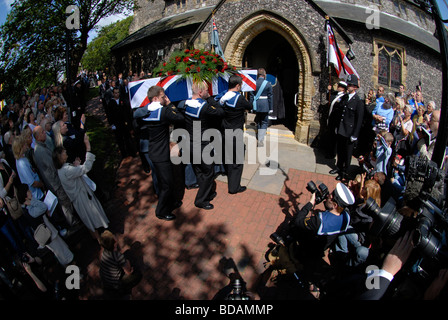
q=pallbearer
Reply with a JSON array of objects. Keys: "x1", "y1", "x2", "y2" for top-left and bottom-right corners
[
  {"x1": 219, "y1": 75, "x2": 252, "y2": 194},
  {"x1": 134, "y1": 86, "x2": 184, "y2": 221}
]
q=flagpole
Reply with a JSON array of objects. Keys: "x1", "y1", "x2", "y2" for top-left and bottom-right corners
[
  {"x1": 328, "y1": 65, "x2": 332, "y2": 107},
  {"x1": 211, "y1": 12, "x2": 215, "y2": 54},
  {"x1": 328, "y1": 19, "x2": 347, "y2": 77},
  {"x1": 325, "y1": 16, "x2": 332, "y2": 107}
]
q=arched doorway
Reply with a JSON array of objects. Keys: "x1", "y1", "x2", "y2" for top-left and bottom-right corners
[
  {"x1": 223, "y1": 11, "x2": 315, "y2": 144},
  {"x1": 242, "y1": 30, "x2": 299, "y2": 132}
]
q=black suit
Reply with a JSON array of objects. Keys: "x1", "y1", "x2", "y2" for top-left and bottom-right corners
[
  {"x1": 140, "y1": 103, "x2": 184, "y2": 218},
  {"x1": 357, "y1": 275, "x2": 391, "y2": 300},
  {"x1": 179, "y1": 97, "x2": 224, "y2": 207},
  {"x1": 334, "y1": 92, "x2": 364, "y2": 176},
  {"x1": 120, "y1": 84, "x2": 130, "y2": 103},
  {"x1": 221, "y1": 92, "x2": 252, "y2": 193},
  {"x1": 107, "y1": 98, "x2": 136, "y2": 157},
  {"x1": 325, "y1": 91, "x2": 345, "y2": 158}
]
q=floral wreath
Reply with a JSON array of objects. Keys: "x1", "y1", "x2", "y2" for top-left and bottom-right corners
[{"x1": 153, "y1": 48, "x2": 238, "y2": 83}]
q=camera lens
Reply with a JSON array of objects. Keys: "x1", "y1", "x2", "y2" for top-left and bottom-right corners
[
  {"x1": 363, "y1": 197, "x2": 403, "y2": 237},
  {"x1": 363, "y1": 197, "x2": 381, "y2": 217},
  {"x1": 306, "y1": 181, "x2": 317, "y2": 193},
  {"x1": 414, "y1": 217, "x2": 441, "y2": 259},
  {"x1": 270, "y1": 233, "x2": 285, "y2": 246}
]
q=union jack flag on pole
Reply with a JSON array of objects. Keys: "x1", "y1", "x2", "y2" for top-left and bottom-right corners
[{"x1": 326, "y1": 20, "x2": 359, "y2": 80}]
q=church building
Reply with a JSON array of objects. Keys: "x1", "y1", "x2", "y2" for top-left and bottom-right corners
[{"x1": 111, "y1": 0, "x2": 442, "y2": 145}]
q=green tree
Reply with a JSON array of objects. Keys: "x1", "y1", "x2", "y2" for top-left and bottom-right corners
[
  {"x1": 0, "y1": 0, "x2": 141, "y2": 101},
  {"x1": 81, "y1": 16, "x2": 133, "y2": 73}
]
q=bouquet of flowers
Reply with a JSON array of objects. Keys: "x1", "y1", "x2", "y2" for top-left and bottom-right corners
[{"x1": 152, "y1": 48, "x2": 237, "y2": 83}]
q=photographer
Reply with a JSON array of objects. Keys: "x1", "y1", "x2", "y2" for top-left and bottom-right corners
[{"x1": 293, "y1": 183, "x2": 355, "y2": 262}]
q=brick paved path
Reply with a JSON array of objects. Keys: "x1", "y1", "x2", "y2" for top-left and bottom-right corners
[{"x1": 78, "y1": 96, "x2": 338, "y2": 300}]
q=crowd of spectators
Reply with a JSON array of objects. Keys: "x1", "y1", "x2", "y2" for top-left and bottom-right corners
[
  {"x1": 0, "y1": 68, "x2": 154, "y2": 299},
  {"x1": 275, "y1": 82, "x2": 448, "y2": 300}
]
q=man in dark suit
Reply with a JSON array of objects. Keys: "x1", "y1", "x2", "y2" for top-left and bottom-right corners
[
  {"x1": 99, "y1": 78, "x2": 109, "y2": 115},
  {"x1": 249, "y1": 68, "x2": 273, "y2": 147},
  {"x1": 134, "y1": 86, "x2": 185, "y2": 221},
  {"x1": 107, "y1": 87, "x2": 136, "y2": 158},
  {"x1": 325, "y1": 81, "x2": 347, "y2": 159},
  {"x1": 178, "y1": 81, "x2": 224, "y2": 210},
  {"x1": 329, "y1": 74, "x2": 364, "y2": 181},
  {"x1": 120, "y1": 78, "x2": 130, "y2": 104},
  {"x1": 219, "y1": 75, "x2": 252, "y2": 194}
]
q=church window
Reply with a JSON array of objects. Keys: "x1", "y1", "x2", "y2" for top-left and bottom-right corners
[{"x1": 374, "y1": 40, "x2": 406, "y2": 90}]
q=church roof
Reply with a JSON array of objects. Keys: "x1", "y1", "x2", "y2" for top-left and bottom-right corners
[
  {"x1": 314, "y1": 0, "x2": 440, "y2": 53},
  {"x1": 111, "y1": 6, "x2": 214, "y2": 51}
]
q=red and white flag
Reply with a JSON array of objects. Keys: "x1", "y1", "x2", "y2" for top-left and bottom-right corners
[{"x1": 326, "y1": 22, "x2": 359, "y2": 80}]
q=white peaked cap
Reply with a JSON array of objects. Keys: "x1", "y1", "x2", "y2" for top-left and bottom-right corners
[{"x1": 334, "y1": 183, "x2": 355, "y2": 207}]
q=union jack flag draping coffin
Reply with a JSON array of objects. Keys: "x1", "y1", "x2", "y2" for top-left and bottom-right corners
[{"x1": 128, "y1": 69, "x2": 258, "y2": 109}]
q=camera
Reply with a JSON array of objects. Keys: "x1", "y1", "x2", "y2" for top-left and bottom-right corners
[
  {"x1": 362, "y1": 197, "x2": 406, "y2": 238},
  {"x1": 361, "y1": 153, "x2": 448, "y2": 288},
  {"x1": 306, "y1": 181, "x2": 329, "y2": 205},
  {"x1": 404, "y1": 155, "x2": 446, "y2": 210},
  {"x1": 225, "y1": 279, "x2": 250, "y2": 300},
  {"x1": 406, "y1": 155, "x2": 444, "y2": 191},
  {"x1": 20, "y1": 254, "x2": 30, "y2": 263}
]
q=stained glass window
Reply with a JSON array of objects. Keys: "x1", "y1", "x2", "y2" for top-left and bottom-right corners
[
  {"x1": 391, "y1": 53, "x2": 402, "y2": 88},
  {"x1": 378, "y1": 50, "x2": 390, "y2": 86},
  {"x1": 376, "y1": 43, "x2": 404, "y2": 89}
]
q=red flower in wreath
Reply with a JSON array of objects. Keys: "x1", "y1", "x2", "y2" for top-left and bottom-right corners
[
  {"x1": 197, "y1": 67, "x2": 201, "y2": 72},
  {"x1": 184, "y1": 49, "x2": 190, "y2": 53}
]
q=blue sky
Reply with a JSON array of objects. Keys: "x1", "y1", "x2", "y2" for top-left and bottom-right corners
[
  {"x1": 0, "y1": 0, "x2": 447, "y2": 40},
  {"x1": 0, "y1": 0, "x2": 130, "y2": 42}
]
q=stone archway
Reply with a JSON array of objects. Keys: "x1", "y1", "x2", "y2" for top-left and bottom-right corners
[{"x1": 223, "y1": 11, "x2": 315, "y2": 144}]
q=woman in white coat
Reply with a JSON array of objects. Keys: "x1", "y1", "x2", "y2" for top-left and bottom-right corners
[{"x1": 53, "y1": 134, "x2": 109, "y2": 241}]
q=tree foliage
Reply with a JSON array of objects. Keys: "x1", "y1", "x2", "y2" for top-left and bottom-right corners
[
  {"x1": 0, "y1": 0, "x2": 139, "y2": 101},
  {"x1": 81, "y1": 16, "x2": 133, "y2": 73}
]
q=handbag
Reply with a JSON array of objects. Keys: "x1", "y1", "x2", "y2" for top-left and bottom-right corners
[
  {"x1": 1, "y1": 164, "x2": 23, "y2": 220},
  {"x1": 5, "y1": 193, "x2": 23, "y2": 220},
  {"x1": 34, "y1": 223, "x2": 52, "y2": 248}
]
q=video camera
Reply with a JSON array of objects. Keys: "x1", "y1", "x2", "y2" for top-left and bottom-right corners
[
  {"x1": 361, "y1": 155, "x2": 447, "y2": 286},
  {"x1": 306, "y1": 181, "x2": 329, "y2": 205}
]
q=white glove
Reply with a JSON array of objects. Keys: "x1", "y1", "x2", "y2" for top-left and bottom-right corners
[
  {"x1": 350, "y1": 136, "x2": 357, "y2": 142},
  {"x1": 111, "y1": 125, "x2": 116, "y2": 130}
]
